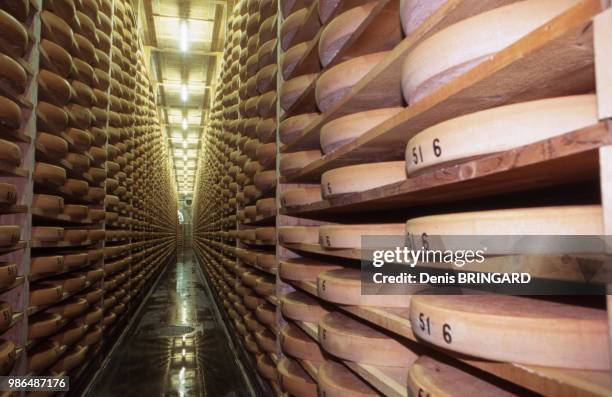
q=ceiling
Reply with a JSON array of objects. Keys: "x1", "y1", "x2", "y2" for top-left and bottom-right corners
[{"x1": 137, "y1": 0, "x2": 231, "y2": 199}]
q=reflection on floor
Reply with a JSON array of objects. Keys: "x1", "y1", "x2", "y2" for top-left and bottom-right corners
[{"x1": 87, "y1": 249, "x2": 251, "y2": 397}]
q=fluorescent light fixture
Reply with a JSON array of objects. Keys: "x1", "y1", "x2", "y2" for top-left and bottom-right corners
[
  {"x1": 181, "y1": 84, "x2": 188, "y2": 102},
  {"x1": 182, "y1": 119, "x2": 188, "y2": 130},
  {"x1": 180, "y1": 21, "x2": 189, "y2": 52},
  {"x1": 182, "y1": 140, "x2": 188, "y2": 149}
]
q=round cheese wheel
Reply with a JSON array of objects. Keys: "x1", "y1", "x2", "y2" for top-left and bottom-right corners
[
  {"x1": 66, "y1": 128, "x2": 92, "y2": 151},
  {"x1": 322, "y1": 161, "x2": 405, "y2": 198},
  {"x1": 0, "y1": 182, "x2": 17, "y2": 204},
  {"x1": 257, "y1": 91, "x2": 277, "y2": 118},
  {"x1": 46, "y1": 297, "x2": 88, "y2": 319},
  {"x1": 243, "y1": 185, "x2": 261, "y2": 201},
  {"x1": 40, "y1": 39, "x2": 73, "y2": 78},
  {"x1": 32, "y1": 226, "x2": 64, "y2": 242},
  {"x1": 0, "y1": 0, "x2": 29, "y2": 22},
  {"x1": 87, "y1": 229, "x2": 105, "y2": 242},
  {"x1": 281, "y1": 322, "x2": 325, "y2": 361},
  {"x1": 71, "y1": 80, "x2": 95, "y2": 107},
  {"x1": 0, "y1": 339, "x2": 15, "y2": 375},
  {"x1": 29, "y1": 282, "x2": 63, "y2": 306},
  {"x1": 30, "y1": 255, "x2": 63, "y2": 275},
  {"x1": 52, "y1": 273, "x2": 86, "y2": 292},
  {"x1": 255, "y1": 302, "x2": 276, "y2": 326},
  {"x1": 79, "y1": 325, "x2": 102, "y2": 345},
  {"x1": 281, "y1": 291, "x2": 329, "y2": 323},
  {"x1": 319, "y1": 223, "x2": 405, "y2": 248},
  {"x1": 256, "y1": 142, "x2": 276, "y2": 164},
  {"x1": 0, "y1": 96, "x2": 20, "y2": 135},
  {"x1": 0, "y1": 302, "x2": 12, "y2": 331},
  {"x1": 0, "y1": 228, "x2": 17, "y2": 250},
  {"x1": 88, "y1": 167, "x2": 106, "y2": 183},
  {"x1": 255, "y1": 227, "x2": 276, "y2": 243},
  {"x1": 256, "y1": 197, "x2": 276, "y2": 217},
  {"x1": 257, "y1": 253, "x2": 276, "y2": 271},
  {"x1": 256, "y1": 118, "x2": 276, "y2": 144},
  {"x1": 316, "y1": 51, "x2": 388, "y2": 112},
  {"x1": 0, "y1": 53, "x2": 26, "y2": 93},
  {"x1": 258, "y1": 38, "x2": 277, "y2": 69},
  {"x1": 89, "y1": 209, "x2": 105, "y2": 222},
  {"x1": 50, "y1": 344, "x2": 87, "y2": 373},
  {"x1": 278, "y1": 357, "x2": 318, "y2": 397},
  {"x1": 257, "y1": 64, "x2": 277, "y2": 94},
  {"x1": 28, "y1": 313, "x2": 63, "y2": 340},
  {"x1": 0, "y1": 138, "x2": 21, "y2": 166},
  {"x1": 37, "y1": 101, "x2": 68, "y2": 133},
  {"x1": 281, "y1": 187, "x2": 322, "y2": 207},
  {"x1": 83, "y1": 288, "x2": 102, "y2": 303},
  {"x1": 33, "y1": 194, "x2": 64, "y2": 215},
  {"x1": 255, "y1": 276, "x2": 276, "y2": 296},
  {"x1": 256, "y1": 354, "x2": 277, "y2": 380},
  {"x1": 280, "y1": 8, "x2": 308, "y2": 51},
  {"x1": 410, "y1": 294, "x2": 609, "y2": 370},
  {"x1": 278, "y1": 226, "x2": 319, "y2": 244},
  {"x1": 0, "y1": 263, "x2": 17, "y2": 288},
  {"x1": 318, "y1": 268, "x2": 417, "y2": 307},
  {"x1": 87, "y1": 249, "x2": 102, "y2": 262},
  {"x1": 254, "y1": 170, "x2": 276, "y2": 191},
  {"x1": 255, "y1": 328, "x2": 278, "y2": 353},
  {"x1": 318, "y1": 360, "x2": 379, "y2": 397},
  {"x1": 406, "y1": 205, "x2": 603, "y2": 236},
  {"x1": 245, "y1": 294, "x2": 266, "y2": 310},
  {"x1": 401, "y1": 0, "x2": 579, "y2": 104},
  {"x1": 0, "y1": 9, "x2": 27, "y2": 58},
  {"x1": 319, "y1": 2, "x2": 377, "y2": 67},
  {"x1": 280, "y1": 73, "x2": 318, "y2": 111},
  {"x1": 321, "y1": 107, "x2": 403, "y2": 153},
  {"x1": 38, "y1": 69, "x2": 72, "y2": 106},
  {"x1": 280, "y1": 257, "x2": 342, "y2": 281},
  {"x1": 36, "y1": 132, "x2": 68, "y2": 159},
  {"x1": 280, "y1": 149, "x2": 321, "y2": 176},
  {"x1": 63, "y1": 204, "x2": 88, "y2": 219},
  {"x1": 320, "y1": 311, "x2": 418, "y2": 366},
  {"x1": 34, "y1": 162, "x2": 66, "y2": 186},
  {"x1": 245, "y1": 205, "x2": 257, "y2": 220},
  {"x1": 62, "y1": 178, "x2": 89, "y2": 195},
  {"x1": 279, "y1": 113, "x2": 319, "y2": 145},
  {"x1": 406, "y1": 95, "x2": 598, "y2": 175}
]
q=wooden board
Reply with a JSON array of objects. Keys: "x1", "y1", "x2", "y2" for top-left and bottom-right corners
[{"x1": 318, "y1": 360, "x2": 379, "y2": 397}]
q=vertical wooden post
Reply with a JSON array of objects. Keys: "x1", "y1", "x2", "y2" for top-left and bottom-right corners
[{"x1": 599, "y1": 143, "x2": 612, "y2": 367}]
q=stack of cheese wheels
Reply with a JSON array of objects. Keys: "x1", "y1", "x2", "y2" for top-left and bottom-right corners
[
  {"x1": 281, "y1": 322, "x2": 326, "y2": 361},
  {"x1": 407, "y1": 356, "x2": 518, "y2": 396},
  {"x1": 401, "y1": 0, "x2": 580, "y2": 103},
  {"x1": 279, "y1": 113, "x2": 319, "y2": 145},
  {"x1": 281, "y1": 186, "x2": 322, "y2": 207},
  {"x1": 321, "y1": 161, "x2": 405, "y2": 198},
  {"x1": 277, "y1": 357, "x2": 318, "y2": 397},
  {"x1": 316, "y1": 51, "x2": 389, "y2": 112},
  {"x1": 319, "y1": 223, "x2": 405, "y2": 249},
  {"x1": 281, "y1": 291, "x2": 330, "y2": 323},
  {"x1": 405, "y1": 95, "x2": 598, "y2": 175},
  {"x1": 280, "y1": 149, "x2": 322, "y2": 177},
  {"x1": 409, "y1": 293, "x2": 609, "y2": 370},
  {"x1": 280, "y1": 257, "x2": 342, "y2": 281},
  {"x1": 320, "y1": 107, "x2": 403, "y2": 154},
  {"x1": 318, "y1": 360, "x2": 379, "y2": 396},
  {"x1": 320, "y1": 312, "x2": 418, "y2": 366},
  {"x1": 278, "y1": 226, "x2": 320, "y2": 245}
]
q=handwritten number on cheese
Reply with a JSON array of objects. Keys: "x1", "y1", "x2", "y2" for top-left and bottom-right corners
[
  {"x1": 433, "y1": 138, "x2": 442, "y2": 157},
  {"x1": 419, "y1": 312, "x2": 431, "y2": 335},
  {"x1": 443, "y1": 323, "x2": 452, "y2": 344}
]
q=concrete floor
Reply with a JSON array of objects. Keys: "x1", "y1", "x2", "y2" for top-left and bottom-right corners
[{"x1": 86, "y1": 249, "x2": 251, "y2": 397}]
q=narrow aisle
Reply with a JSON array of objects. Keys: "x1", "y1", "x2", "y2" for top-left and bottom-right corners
[{"x1": 86, "y1": 249, "x2": 252, "y2": 397}]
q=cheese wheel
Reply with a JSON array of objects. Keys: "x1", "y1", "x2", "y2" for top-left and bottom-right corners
[
  {"x1": 30, "y1": 255, "x2": 64, "y2": 275},
  {"x1": 278, "y1": 357, "x2": 318, "y2": 397},
  {"x1": 316, "y1": 51, "x2": 388, "y2": 112},
  {"x1": 66, "y1": 103, "x2": 93, "y2": 129},
  {"x1": 401, "y1": 0, "x2": 580, "y2": 103},
  {"x1": 281, "y1": 322, "x2": 325, "y2": 361},
  {"x1": 280, "y1": 8, "x2": 308, "y2": 51},
  {"x1": 38, "y1": 69, "x2": 72, "y2": 106},
  {"x1": 63, "y1": 178, "x2": 89, "y2": 195},
  {"x1": 87, "y1": 229, "x2": 105, "y2": 242},
  {"x1": 278, "y1": 226, "x2": 319, "y2": 244},
  {"x1": 318, "y1": 360, "x2": 379, "y2": 397},
  {"x1": 0, "y1": 96, "x2": 20, "y2": 136},
  {"x1": 281, "y1": 0, "x2": 312, "y2": 18},
  {"x1": 79, "y1": 325, "x2": 102, "y2": 345},
  {"x1": 256, "y1": 354, "x2": 276, "y2": 380},
  {"x1": 321, "y1": 107, "x2": 403, "y2": 153},
  {"x1": 408, "y1": 355, "x2": 517, "y2": 397},
  {"x1": 257, "y1": 253, "x2": 276, "y2": 271},
  {"x1": 281, "y1": 187, "x2": 322, "y2": 207},
  {"x1": 245, "y1": 313, "x2": 266, "y2": 333},
  {"x1": 33, "y1": 194, "x2": 64, "y2": 215},
  {"x1": 245, "y1": 205, "x2": 257, "y2": 220},
  {"x1": 256, "y1": 118, "x2": 276, "y2": 144},
  {"x1": 318, "y1": 268, "x2": 414, "y2": 307},
  {"x1": 0, "y1": 302, "x2": 12, "y2": 331},
  {"x1": 63, "y1": 204, "x2": 88, "y2": 219},
  {"x1": 0, "y1": 226, "x2": 19, "y2": 247},
  {"x1": 71, "y1": 80, "x2": 95, "y2": 107},
  {"x1": 256, "y1": 197, "x2": 276, "y2": 217},
  {"x1": 51, "y1": 273, "x2": 86, "y2": 292},
  {"x1": 83, "y1": 288, "x2": 102, "y2": 303},
  {"x1": 29, "y1": 282, "x2": 63, "y2": 306},
  {"x1": 280, "y1": 257, "x2": 342, "y2": 281},
  {"x1": 280, "y1": 150, "x2": 321, "y2": 176},
  {"x1": 47, "y1": 297, "x2": 88, "y2": 319},
  {"x1": 255, "y1": 276, "x2": 276, "y2": 296},
  {"x1": 320, "y1": 312, "x2": 418, "y2": 366},
  {"x1": 255, "y1": 328, "x2": 278, "y2": 353},
  {"x1": 0, "y1": 9, "x2": 27, "y2": 58},
  {"x1": 319, "y1": 2, "x2": 377, "y2": 67},
  {"x1": 243, "y1": 185, "x2": 261, "y2": 201},
  {"x1": 0, "y1": 53, "x2": 26, "y2": 93},
  {"x1": 410, "y1": 294, "x2": 609, "y2": 370},
  {"x1": 34, "y1": 162, "x2": 66, "y2": 186},
  {"x1": 37, "y1": 101, "x2": 68, "y2": 133},
  {"x1": 281, "y1": 291, "x2": 329, "y2": 323},
  {"x1": 256, "y1": 64, "x2": 277, "y2": 94},
  {"x1": 406, "y1": 95, "x2": 598, "y2": 175},
  {"x1": 50, "y1": 344, "x2": 87, "y2": 373},
  {"x1": 255, "y1": 227, "x2": 276, "y2": 243},
  {"x1": 0, "y1": 0, "x2": 29, "y2": 22},
  {"x1": 258, "y1": 38, "x2": 277, "y2": 69},
  {"x1": 280, "y1": 73, "x2": 318, "y2": 111},
  {"x1": 28, "y1": 313, "x2": 63, "y2": 340},
  {"x1": 0, "y1": 139, "x2": 21, "y2": 166},
  {"x1": 254, "y1": 170, "x2": 276, "y2": 191},
  {"x1": 0, "y1": 339, "x2": 15, "y2": 376},
  {"x1": 0, "y1": 182, "x2": 17, "y2": 204},
  {"x1": 36, "y1": 132, "x2": 68, "y2": 159},
  {"x1": 319, "y1": 223, "x2": 405, "y2": 248},
  {"x1": 321, "y1": 161, "x2": 405, "y2": 198},
  {"x1": 66, "y1": 128, "x2": 92, "y2": 151},
  {"x1": 280, "y1": 42, "x2": 309, "y2": 80},
  {"x1": 279, "y1": 113, "x2": 319, "y2": 145},
  {"x1": 40, "y1": 39, "x2": 73, "y2": 78},
  {"x1": 406, "y1": 205, "x2": 603, "y2": 236},
  {"x1": 256, "y1": 142, "x2": 276, "y2": 164},
  {"x1": 257, "y1": 91, "x2": 277, "y2": 118},
  {"x1": 32, "y1": 226, "x2": 64, "y2": 242},
  {"x1": 255, "y1": 302, "x2": 276, "y2": 326},
  {"x1": 0, "y1": 263, "x2": 17, "y2": 288},
  {"x1": 89, "y1": 209, "x2": 105, "y2": 222}
]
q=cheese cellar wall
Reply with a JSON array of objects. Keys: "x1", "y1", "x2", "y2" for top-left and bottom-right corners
[
  {"x1": 194, "y1": 0, "x2": 612, "y2": 396},
  {"x1": 0, "y1": 0, "x2": 178, "y2": 392}
]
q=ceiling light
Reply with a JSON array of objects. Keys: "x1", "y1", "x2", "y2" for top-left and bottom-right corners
[
  {"x1": 182, "y1": 118, "x2": 188, "y2": 130},
  {"x1": 182, "y1": 140, "x2": 188, "y2": 149},
  {"x1": 181, "y1": 84, "x2": 188, "y2": 102},
  {"x1": 180, "y1": 21, "x2": 189, "y2": 52}
]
